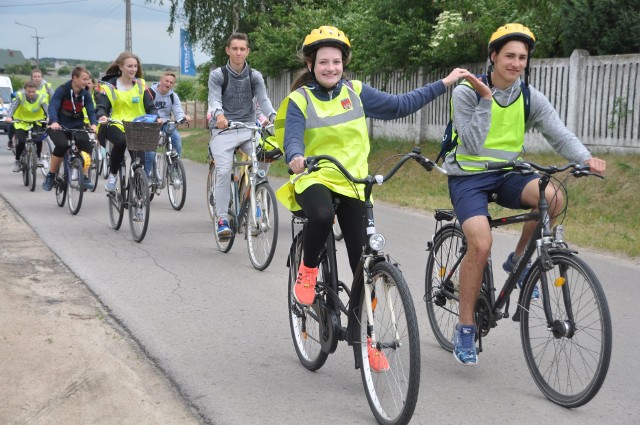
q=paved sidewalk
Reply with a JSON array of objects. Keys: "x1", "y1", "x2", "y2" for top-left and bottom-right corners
[{"x1": 0, "y1": 196, "x2": 203, "y2": 425}]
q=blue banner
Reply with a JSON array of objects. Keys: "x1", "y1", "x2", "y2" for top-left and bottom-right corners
[{"x1": 180, "y1": 28, "x2": 196, "y2": 76}]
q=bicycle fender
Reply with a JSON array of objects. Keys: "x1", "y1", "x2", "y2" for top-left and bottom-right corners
[{"x1": 346, "y1": 255, "x2": 387, "y2": 346}]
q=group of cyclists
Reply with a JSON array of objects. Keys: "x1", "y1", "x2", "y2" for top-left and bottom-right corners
[{"x1": 5, "y1": 22, "x2": 606, "y2": 375}]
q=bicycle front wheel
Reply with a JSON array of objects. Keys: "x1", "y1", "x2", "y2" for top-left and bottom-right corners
[
  {"x1": 167, "y1": 158, "x2": 187, "y2": 211},
  {"x1": 102, "y1": 149, "x2": 110, "y2": 179},
  {"x1": 128, "y1": 167, "x2": 151, "y2": 243},
  {"x1": 21, "y1": 154, "x2": 29, "y2": 187},
  {"x1": 209, "y1": 161, "x2": 236, "y2": 252},
  {"x1": 41, "y1": 137, "x2": 53, "y2": 177},
  {"x1": 27, "y1": 145, "x2": 37, "y2": 192},
  {"x1": 246, "y1": 182, "x2": 278, "y2": 270},
  {"x1": 67, "y1": 157, "x2": 84, "y2": 215},
  {"x1": 108, "y1": 166, "x2": 125, "y2": 230},
  {"x1": 520, "y1": 252, "x2": 612, "y2": 408},
  {"x1": 55, "y1": 166, "x2": 67, "y2": 207},
  {"x1": 287, "y1": 233, "x2": 329, "y2": 370},
  {"x1": 424, "y1": 224, "x2": 465, "y2": 352},
  {"x1": 357, "y1": 261, "x2": 420, "y2": 425},
  {"x1": 206, "y1": 161, "x2": 216, "y2": 221}
]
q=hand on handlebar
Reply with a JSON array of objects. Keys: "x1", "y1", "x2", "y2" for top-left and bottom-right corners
[
  {"x1": 49, "y1": 122, "x2": 61, "y2": 131},
  {"x1": 288, "y1": 155, "x2": 306, "y2": 175},
  {"x1": 586, "y1": 157, "x2": 606, "y2": 175}
]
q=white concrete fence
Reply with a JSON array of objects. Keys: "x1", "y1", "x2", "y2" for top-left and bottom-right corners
[{"x1": 264, "y1": 50, "x2": 640, "y2": 154}]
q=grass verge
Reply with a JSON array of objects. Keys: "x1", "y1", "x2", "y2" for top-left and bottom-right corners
[{"x1": 181, "y1": 129, "x2": 639, "y2": 259}]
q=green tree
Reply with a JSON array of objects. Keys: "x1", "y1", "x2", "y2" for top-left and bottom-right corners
[
  {"x1": 560, "y1": 0, "x2": 640, "y2": 55},
  {"x1": 175, "y1": 78, "x2": 198, "y2": 101},
  {"x1": 57, "y1": 66, "x2": 71, "y2": 76}
]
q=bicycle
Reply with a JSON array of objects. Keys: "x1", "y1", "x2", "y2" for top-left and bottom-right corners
[
  {"x1": 13, "y1": 119, "x2": 47, "y2": 192},
  {"x1": 287, "y1": 148, "x2": 432, "y2": 425},
  {"x1": 206, "y1": 121, "x2": 280, "y2": 271},
  {"x1": 424, "y1": 160, "x2": 612, "y2": 408},
  {"x1": 105, "y1": 119, "x2": 161, "y2": 243},
  {"x1": 87, "y1": 137, "x2": 104, "y2": 193},
  {"x1": 150, "y1": 118, "x2": 188, "y2": 210},
  {"x1": 52, "y1": 127, "x2": 96, "y2": 215},
  {"x1": 40, "y1": 132, "x2": 54, "y2": 177}
]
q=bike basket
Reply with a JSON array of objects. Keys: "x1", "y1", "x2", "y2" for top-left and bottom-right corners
[{"x1": 123, "y1": 121, "x2": 162, "y2": 151}]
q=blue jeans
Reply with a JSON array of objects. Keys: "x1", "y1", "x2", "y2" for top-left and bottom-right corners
[{"x1": 144, "y1": 127, "x2": 182, "y2": 177}]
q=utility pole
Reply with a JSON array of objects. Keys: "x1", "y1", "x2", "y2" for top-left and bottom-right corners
[
  {"x1": 125, "y1": 0, "x2": 132, "y2": 51},
  {"x1": 15, "y1": 21, "x2": 43, "y2": 68}
]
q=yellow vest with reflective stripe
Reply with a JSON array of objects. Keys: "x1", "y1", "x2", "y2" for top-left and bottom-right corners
[
  {"x1": 453, "y1": 82, "x2": 525, "y2": 171},
  {"x1": 36, "y1": 82, "x2": 52, "y2": 103},
  {"x1": 13, "y1": 92, "x2": 46, "y2": 130},
  {"x1": 275, "y1": 81, "x2": 369, "y2": 211},
  {"x1": 102, "y1": 79, "x2": 146, "y2": 131}
]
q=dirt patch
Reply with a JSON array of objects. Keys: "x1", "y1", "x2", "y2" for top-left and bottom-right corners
[{"x1": 0, "y1": 197, "x2": 203, "y2": 425}]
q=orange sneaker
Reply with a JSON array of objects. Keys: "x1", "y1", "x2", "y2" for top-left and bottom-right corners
[
  {"x1": 367, "y1": 337, "x2": 390, "y2": 372},
  {"x1": 293, "y1": 264, "x2": 318, "y2": 306}
]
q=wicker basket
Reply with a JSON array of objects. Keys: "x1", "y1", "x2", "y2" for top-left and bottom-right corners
[{"x1": 123, "y1": 121, "x2": 162, "y2": 151}]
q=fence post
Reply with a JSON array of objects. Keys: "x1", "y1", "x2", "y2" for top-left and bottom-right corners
[{"x1": 567, "y1": 49, "x2": 589, "y2": 134}]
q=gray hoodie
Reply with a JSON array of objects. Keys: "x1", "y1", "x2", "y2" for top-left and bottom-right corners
[
  {"x1": 150, "y1": 82, "x2": 186, "y2": 121},
  {"x1": 444, "y1": 77, "x2": 592, "y2": 176}
]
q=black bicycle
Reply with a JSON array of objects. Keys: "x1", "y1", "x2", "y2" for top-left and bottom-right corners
[
  {"x1": 287, "y1": 148, "x2": 431, "y2": 425},
  {"x1": 13, "y1": 119, "x2": 47, "y2": 192},
  {"x1": 105, "y1": 119, "x2": 160, "y2": 243},
  {"x1": 424, "y1": 160, "x2": 612, "y2": 408},
  {"x1": 52, "y1": 127, "x2": 96, "y2": 215}
]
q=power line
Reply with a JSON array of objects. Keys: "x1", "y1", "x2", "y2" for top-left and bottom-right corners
[{"x1": 0, "y1": 0, "x2": 88, "y2": 7}]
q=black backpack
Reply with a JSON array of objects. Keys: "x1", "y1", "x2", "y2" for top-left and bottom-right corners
[{"x1": 436, "y1": 75, "x2": 531, "y2": 164}]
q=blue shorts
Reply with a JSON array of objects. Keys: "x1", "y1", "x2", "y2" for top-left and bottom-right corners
[{"x1": 448, "y1": 172, "x2": 539, "y2": 224}]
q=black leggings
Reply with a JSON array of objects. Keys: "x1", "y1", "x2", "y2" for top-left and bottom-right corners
[
  {"x1": 295, "y1": 184, "x2": 365, "y2": 274},
  {"x1": 104, "y1": 125, "x2": 144, "y2": 174},
  {"x1": 48, "y1": 128, "x2": 93, "y2": 157},
  {"x1": 14, "y1": 128, "x2": 43, "y2": 160}
]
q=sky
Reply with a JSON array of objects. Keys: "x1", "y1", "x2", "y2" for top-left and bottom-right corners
[{"x1": 1, "y1": 0, "x2": 210, "y2": 68}]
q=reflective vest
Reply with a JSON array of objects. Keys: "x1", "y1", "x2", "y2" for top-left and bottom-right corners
[
  {"x1": 453, "y1": 82, "x2": 525, "y2": 171},
  {"x1": 275, "y1": 81, "x2": 368, "y2": 211},
  {"x1": 13, "y1": 91, "x2": 46, "y2": 131},
  {"x1": 101, "y1": 79, "x2": 146, "y2": 131},
  {"x1": 36, "y1": 82, "x2": 53, "y2": 103}
]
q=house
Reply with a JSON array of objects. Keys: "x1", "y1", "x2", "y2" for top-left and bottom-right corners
[{"x1": 0, "y1": 49, "x2": 27, "y2": 73}]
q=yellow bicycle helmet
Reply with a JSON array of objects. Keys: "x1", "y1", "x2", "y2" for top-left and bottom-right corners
[
  {"x1": 302, "y1": 26, "x2": 351, "y2": 56},
  {"x1": 488, "y1": 23, "x2": 536, "y2": 55}
]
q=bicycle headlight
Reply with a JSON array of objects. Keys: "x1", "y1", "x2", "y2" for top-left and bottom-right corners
[{"x1": 368, "y1": 233, "x2": 386, "y2": 251}]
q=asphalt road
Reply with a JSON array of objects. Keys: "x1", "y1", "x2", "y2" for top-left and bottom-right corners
[{"x1": 1, "y1": 132, "x2": 638, "y2": 425}]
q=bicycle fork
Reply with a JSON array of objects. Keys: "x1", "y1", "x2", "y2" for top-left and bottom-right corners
[{"x1": 362, "y1": 256, "x2": 401, "y2": 351}]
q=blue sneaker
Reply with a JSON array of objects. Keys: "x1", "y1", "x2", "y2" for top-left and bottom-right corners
[
  {"x1": 452, "y1": 324, "x2": 478, "y2": 366},
  {"x1": 105, "y1": 174, "x2": 117, "y2": 192},
  {"x1": 42, "y1": 172, "x2": 55, "y2": 191},
  {"x1": 216, "y1": 218, "x2": 232, "y2": 240},
  {"x1": 502, "y1": 252, "x2": 539, "y2": 299}
]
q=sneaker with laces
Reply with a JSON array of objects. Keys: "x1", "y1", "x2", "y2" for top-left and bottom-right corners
[
  {"x1": 105, "y1": 174, "x2": 117, "y2": 192},
  {"x1": 452, "y1": 324, "x2": 478, "y2": 366},
  {"x1": 367, "y1": 337, "x2": 390, "y2": 372},
  {"x1": 134, "y1": 207, "x2": 145, "y2": 222},
  {"x1": 293, "y1": 263, "x2": 318, "y2": 306},
  {"x1": 12, "y1": 160, "x2": 21, "y2": 172},
  {"x1": 502, "y1": 252, "x2": 539, "y2": 299},
  {"x1": 42, "y1": 172, "x2": 55, "y2": 191},
  {"x1": 6, "y1": 140, "x2": 13, "y2": 150},
  {"x1": 216, "y1": 218, "x2": 232, "y2": 240}
]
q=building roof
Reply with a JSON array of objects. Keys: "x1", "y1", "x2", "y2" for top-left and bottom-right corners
[{"x1": 0, "y1": 49, "x2": 27, "y2": 70}]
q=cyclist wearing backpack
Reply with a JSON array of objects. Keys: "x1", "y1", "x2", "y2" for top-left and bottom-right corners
[
  {"x1": 207, "y1": 32, "x2": 277, "y2": 240},
  {"x1": 444, "y1": 23, "x2": 606, "y2": 366}
]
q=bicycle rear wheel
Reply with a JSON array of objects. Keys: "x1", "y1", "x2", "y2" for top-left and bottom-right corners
[
  {"x1": 41, "y1": 137, "x2": 53, "y2": 177},
  {"x1": 67, "y1": 157, "x2": 84, "y2": 215},
  {"x1": 209, "y1": 161, "x2": 236, "y2": 252},
  {"x1": 128, "y1": 167, "x2": 151, "y2": 243},
  {"x1": 108, "y1": 165, "x2": 125, "y2": 230},
  {"x1": 424, "y1": 224, "x2": 465, "y2": 352},
  {"x1": 27, "y1": 145, "x2": 37, "y2": 192},
  {"x1": 55, "y1": 166, "x2": 67, "y2": 207},
  {"x1": 357, "y1": 261, "x2": 420, "y2": 425},
  {"x1": 287, "y1": 232, "x2": 330, "y2": 370},
  {"x1": 246, "y1": 182, "x2": 278, "y2": 270},
  {"x1": 167, "y1": 158, "x2": 186, "y2": 211},
  {"x1": 520, "y1": 252, "x2": 612, "y2": 408},
  {"x1": 88, "y1": 146, "x2": 100, "y2": 192}
]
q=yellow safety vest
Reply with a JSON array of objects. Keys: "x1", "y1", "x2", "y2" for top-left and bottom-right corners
[
  {"x1": 275, "y1": 80, "x2": 369, "y2": 211},
  {"x1": 36, "y1": 82, "x2": 53, "y2": 103},
  {"x1": 13, "y1": 91, "x2": 47, "y2": 131},
  {"x1": 453, "y1": 82, "x2": 525, "y2": 171},
  {"x1": 101, "y1": 79, "x2": 147, "y2": 131}
]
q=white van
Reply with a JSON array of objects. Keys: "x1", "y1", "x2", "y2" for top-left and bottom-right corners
[{"x1": 0, "y1": 75, "x2": 14, "y2": 133}]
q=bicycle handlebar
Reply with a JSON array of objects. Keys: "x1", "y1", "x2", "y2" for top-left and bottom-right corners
[
  {"x1": 292, "y1": 146, "x2": 446, "y2": 185},
  {"x1": 484, "y1": 160, "x2": 603, "y2": 179}
]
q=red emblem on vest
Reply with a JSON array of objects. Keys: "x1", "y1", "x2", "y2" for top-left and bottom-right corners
[{"x1": 341, "y1": 97, "x2": 352, "y2": 110}]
